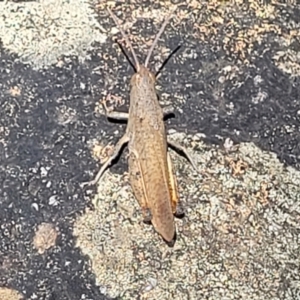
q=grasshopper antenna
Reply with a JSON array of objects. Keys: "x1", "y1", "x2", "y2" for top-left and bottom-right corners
[
  {"x1": 155, "y1": 44, "x2": 182, "y2": 78},
  {"x1": 107, "y1": 8, "x2": 140, "y2": 72},
  {"x1": 144, "y1": 7, "x2": 177, "y2": 68}
]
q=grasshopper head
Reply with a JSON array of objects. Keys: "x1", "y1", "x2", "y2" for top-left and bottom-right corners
[{"x1": 130, "y1": 65, "x2": 156, "y2": 89}]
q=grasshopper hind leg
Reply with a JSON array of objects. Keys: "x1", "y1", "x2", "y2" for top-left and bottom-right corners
[
  {"x1": 166, "y1": 152, "x2": 185, "y2": 219},
  {"x1": 128, "y1": 152, "x2": 153, "y2": 224}
]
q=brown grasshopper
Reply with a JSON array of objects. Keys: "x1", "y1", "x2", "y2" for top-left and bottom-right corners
[{"x1": 81, "y1": 7, "x2": 198, "y2": 244}]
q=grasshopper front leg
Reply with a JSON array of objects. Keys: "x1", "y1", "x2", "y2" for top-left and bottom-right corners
[
  {"x1": 105, "y1": 111, "x2": 129, "y2": 121},
  {"x1": 80, "y1": 134, "x2": 130, "y2": 188},
  {"x1": 102, "y1": 96, "x2": 129, "y2": 121},
  {"x1": 103, "y1": 106, "x2": 174, "y2": 121}
]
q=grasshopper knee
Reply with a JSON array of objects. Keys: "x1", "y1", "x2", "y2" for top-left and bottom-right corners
[
  {"x1": 174, "y1": 201, "x2": 185, "y2": 218},
  {"x1": 142, "y1": 207, "x2": 152, "y2": 224}
]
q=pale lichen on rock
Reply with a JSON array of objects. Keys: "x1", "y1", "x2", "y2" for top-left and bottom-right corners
[
  {"x1": 0, "y1": 0, "x2": 106, "y2": 69},
  {"x1": 74, "y1": 132, "x2": 300, "y2": 299}
]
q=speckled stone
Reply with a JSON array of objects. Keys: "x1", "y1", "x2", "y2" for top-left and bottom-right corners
[{"x1": 1, "y1": 1, "x2": 300, "y2": 299}]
